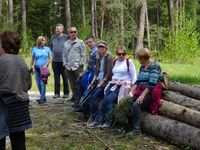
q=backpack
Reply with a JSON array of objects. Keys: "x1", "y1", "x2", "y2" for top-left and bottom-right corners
[
  {"x1": 161, "y1": 72, "x2": 169, "y2": 90},
  {"x1": 113, "y1": 58, "x2": 130, "y2": 72}
]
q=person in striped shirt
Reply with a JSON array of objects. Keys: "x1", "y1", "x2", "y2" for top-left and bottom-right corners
[{"x1": 129, "y1": 48, "x2": 163, "y2": 136}]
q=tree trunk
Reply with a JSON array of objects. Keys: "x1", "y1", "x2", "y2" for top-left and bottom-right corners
[
  {"x1": 145, "y1": 2, "x2": 151, "y2": 50},
  {"x1": 135, "y1": 0, "x2": 146, "y2": 51},
  {"x1": 169, "y1": 81, "x2": 200, "y2": 100},
  {"x1": 163, "y1": 91, "x2": 200, "y2": 112},
  {"x1": 91, "y1": 0, "x2": 98, "y2": 38},
  {"x1": 64, "y1": 0, "x2": 71, "y2": 31},
  {"x1": 21, "y1": 0, "x2": 26, "y2": 33},
  {"x1": 119, "y1": 1, "x2": 124, "y2": 46},
  {"x1": 0, "y1": 0, "x2": 2, "y2": 26},
  {"x1": 156, "y1": 0, "x2": 162, "y2": 27},
  {"x1": 168, "y1": 0, "x2": 174, "y2": 29},
  {"x1": 100, "y1": 0, "x2": 105, "y2": 39},
  {"x1": 81, "y1": 0, "x2": 86, "y2": 26},
  {"x1": 141, "y1": 112, "x2": 200, "y2": 150},
  {"x1": 8, "y1": 0, "x2": 13, "y2": 29},
  {"x1": 159, "y1": 100, "x2": 200, "y2": 128}
]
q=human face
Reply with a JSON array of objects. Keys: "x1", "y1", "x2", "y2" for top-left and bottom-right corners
[
  {"x1": 69, "y1": 27, "x2": 77, "y2": 41},
  {"x1": 86, "y1": 39, "x2": 94, "y2": 48},
  {"x1": 116, "y1": 49, "x2": 126, "y2": 61},
  {"x1": 40, "y1": 38, "x2": 46, "y2": 47},
  {"x1": 55, "y1": 26, "x2": 63, "y2": 35},
  {"x1": 98, "y1": 45, "x2": 107, "y2": 56}
]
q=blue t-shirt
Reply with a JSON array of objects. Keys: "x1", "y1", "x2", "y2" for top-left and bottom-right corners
[{"x1": 31, "y1": 46, "x2": 52, "y2": 68}]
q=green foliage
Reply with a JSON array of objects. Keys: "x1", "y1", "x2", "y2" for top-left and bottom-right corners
[
  {"x1": 115, "y1": 97, "x2": 132, "y2": 125},
  {"x1": 77, "y1": 22, "x2": 92, "y2": 41},
  {"x1": 160, "y1": 20, "x2": 200, "y2": 63},
  {"x1": 20, "y1": 31, "x2": 35, "y2": 57}
]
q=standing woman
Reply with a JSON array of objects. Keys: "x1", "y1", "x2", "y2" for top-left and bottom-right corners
[
  {"x1": 129, "y1": 48, "x2": 163, "y2": 135},
  {"x1": 0, "y1": 31, "x2": 32, "y2": 150},
  {"x1": 30, "y1": 36, "x2": 52, "y2": 103}
]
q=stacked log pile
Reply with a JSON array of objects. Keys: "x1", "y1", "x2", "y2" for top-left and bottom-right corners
[
  {"x1": 117, "y1": 81, "x2": 200, "y2": 149},
  {"x1": 142, "y1": 81, "x2": 200, "y2": 149}
]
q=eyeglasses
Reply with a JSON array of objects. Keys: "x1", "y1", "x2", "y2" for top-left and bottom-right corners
[
  {"x1": 70, "y1": 31, "x2": 77, "y2": 34},
  {"x1": 117, "y1": 53, "x2": 126, "y2": 56}
]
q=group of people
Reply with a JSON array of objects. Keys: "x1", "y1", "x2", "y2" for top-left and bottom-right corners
[{"x1": 0, "y1": 23, "x2": 163, "y2": 149}]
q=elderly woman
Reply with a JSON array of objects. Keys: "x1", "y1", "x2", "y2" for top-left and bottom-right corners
[
  {"x1": 30, "y1": 36, "x2": 52, "y2": 104},
  {"x1": 82, "y1": 40, "x2": 113, "y2": 122},
  {"x1": 0, "y1": 31, "x2": 32, "y2": 150},
  {"x1": 88, "y1": 46, "x2": 137, "y2": 129},
  {"x1": 129, "y1": 48, "x2": 163, "y2": 135}
]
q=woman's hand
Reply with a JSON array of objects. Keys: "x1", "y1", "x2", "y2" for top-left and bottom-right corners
[
  {"x1": 97, "y1": 80, "x2": 104, "y2": 88},
  {"x1": 136, "y1": 95, "x2": 144, "y2": 104},
  {"x1": 43, "y1": 64, "x2": 48, "y2": 69},
  {"x1": 129, "y1": 85, "x2": 137, "y2": 97}
]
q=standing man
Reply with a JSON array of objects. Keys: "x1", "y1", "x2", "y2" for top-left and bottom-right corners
[
  {"x1": 63, "y1": 27, "x2": 86, "y2": 103},
  {"x1": 50, "y1": 23, "x2": 69, "y2": 98}
]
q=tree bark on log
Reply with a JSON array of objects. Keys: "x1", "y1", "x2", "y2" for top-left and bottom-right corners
[
  {"x1": 159, "y1": 100, "x2": 200, "y2": 128},
  {"x1": 141, "y1": 112, "x2": 200, "y2": 150},
  {"x1": 163, "y1": 91, "x2": 200, "y2": 111},
  {"x1": 169, "y1": 81, "x2": 200, "y2": 100}
]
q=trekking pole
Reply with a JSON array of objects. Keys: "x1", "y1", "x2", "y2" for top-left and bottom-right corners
[{"x1": 60, "y1": 80, "x2": 98, "y2": 127}]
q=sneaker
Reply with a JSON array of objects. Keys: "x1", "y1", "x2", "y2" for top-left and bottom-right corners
[
  {"x1": 87, "y1": 115, "x2": 96, "y2": 124},
  {"x1": 63, "y1": 94, "x2": 69, "y2": 98},
  {"x1": 128, "y1": 128, "x2": 142, "y2": 136},
  {"x1": 87, "y1": 121, "x2": 99, "y2": 129},
  {"x1": 53, "y1": 94, "x2": 60, "y2": 99},
  {"x1": 100, "y1": 122, "x2": 111, "y2": 129}
]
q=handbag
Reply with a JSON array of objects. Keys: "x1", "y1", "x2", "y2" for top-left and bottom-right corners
[{"x1": 40, "y1": 68, "x2": 50, "y2": 84}]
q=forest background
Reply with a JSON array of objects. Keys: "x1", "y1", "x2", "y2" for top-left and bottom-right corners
[{"x1": 0, "y1": 0, "x2": 200, "y2": 86}]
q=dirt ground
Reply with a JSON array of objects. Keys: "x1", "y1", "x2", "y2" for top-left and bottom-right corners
[{"x1": 6, "y1": 92, "x2": 189, "y2": 150}]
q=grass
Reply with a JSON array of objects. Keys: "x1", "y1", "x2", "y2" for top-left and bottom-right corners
[{"x1": 21, "y1": 103, "x2": 182, "y2": 150}]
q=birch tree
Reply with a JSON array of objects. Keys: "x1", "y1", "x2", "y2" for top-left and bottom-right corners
[
  {"x1": 91, "y1": 0, "x2": 98, "y2": 37},
  {"x1": 8, "y1": 0, "x2": 13, "y2": 28},
  {"x1": 135, "y1": 0, "x2": 146, "y2": 51},
  {"x1": 21, "y1": 0, "x2": 26, "y2": 32}
]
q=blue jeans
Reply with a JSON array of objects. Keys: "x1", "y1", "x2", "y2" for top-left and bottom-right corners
[
  {"x1": 90, "y1": 87, "x2": 105, "y2": 116},
  {"x1": 34, "y1": 67, "x2": 46, "y2": 102},
  {"x1": 94, "y1": 84, "x2": 120, "y2": 124}
]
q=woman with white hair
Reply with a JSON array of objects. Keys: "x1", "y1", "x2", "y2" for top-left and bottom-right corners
[{"x1": 30, "y1": 36, "x2": 52, "y2": 104}]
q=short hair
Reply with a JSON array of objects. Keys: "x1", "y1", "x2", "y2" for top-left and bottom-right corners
[
  {"x1": 136, "y1": 48, "x2": 151, "y2": 61},
  {"x1": 86, "y1": 36, "x2": 95, "y2": 41},
  {"x1": 56, "y1": 23, "x2": 64, "y2": 31},
  {"x1": 36, "y1": 36, "x2": 45, "y2": 46},
  {"x1": 0, "y1": 31, "x2": 21, "y2": 54},
  {"x1": 115, "y1": 45, "x2": 126, "y2": 54}
]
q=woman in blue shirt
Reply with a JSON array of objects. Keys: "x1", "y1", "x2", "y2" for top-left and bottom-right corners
[{"x1": 30, "y1": 36, "x2": 52, "y2": 103}]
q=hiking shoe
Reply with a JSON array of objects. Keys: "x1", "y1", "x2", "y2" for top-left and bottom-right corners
[
  {"x1": 128, "y1": 128, "x2": 142, "y2": 136},
  {"x1": 100, "y1": 122, "x2": 111, "y2": 129},
  {"x1": 87, "y1": 121, "x2": 99, "y2": 129},
  {"x1": 63, "y1": 94, "x2": 69, "y2": 98},
  {"x1": 53, "y1": 94, "x2": 60, "y2": 99}
]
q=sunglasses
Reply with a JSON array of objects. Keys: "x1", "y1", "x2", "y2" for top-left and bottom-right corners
[
  {"x1": 70, "y1": 31, "x2": 77, "y2": 34},
  {"x1": 117, "y1": 53, "x2": 126, "y2": 56}
]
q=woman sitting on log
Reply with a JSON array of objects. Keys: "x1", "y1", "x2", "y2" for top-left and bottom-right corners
[
  {"x1": 88, "y1": 46, "x2": 137, "y2": 129},
  {"x1": 129, "y1": 48, "x2": 163, "y2": 135}
]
